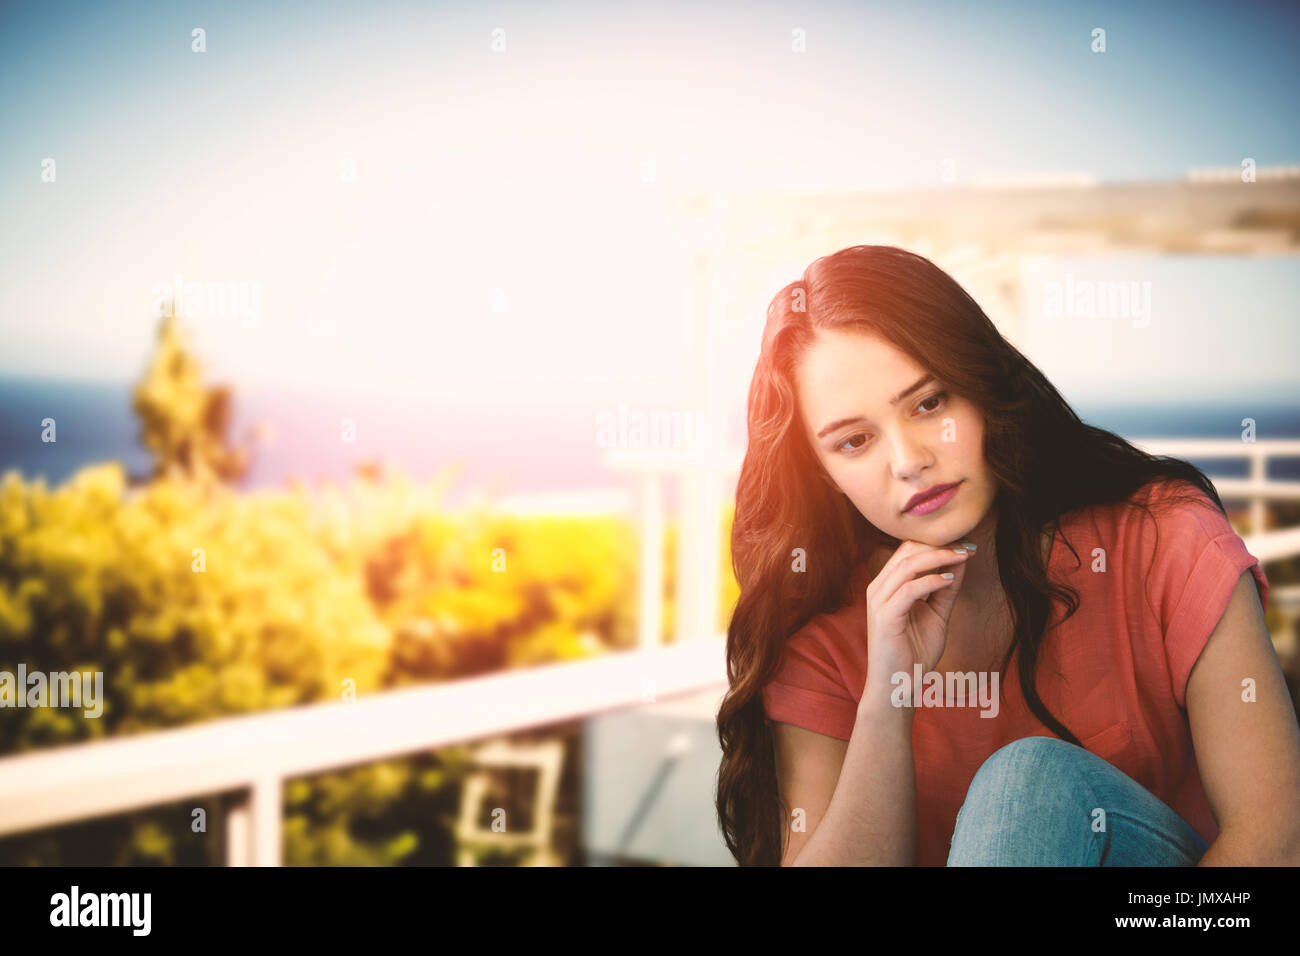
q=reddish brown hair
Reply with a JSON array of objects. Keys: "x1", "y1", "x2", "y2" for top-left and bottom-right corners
[{"x1": 715, "y1": 245, "x2": 1225, "y2": 866}]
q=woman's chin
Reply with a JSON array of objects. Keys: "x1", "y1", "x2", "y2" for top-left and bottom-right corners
[{"x1": 899, "y1": 511, "x2": 973, "y2": 546}]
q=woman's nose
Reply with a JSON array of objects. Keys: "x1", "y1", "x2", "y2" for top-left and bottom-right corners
[{"x1": 889, "y1": 434, "x2": 932, "y2": 481}]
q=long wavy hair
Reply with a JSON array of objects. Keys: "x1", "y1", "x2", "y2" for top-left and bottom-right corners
[{"x1": 715, "y1": 244, "x2": 1227, "y2": 866}]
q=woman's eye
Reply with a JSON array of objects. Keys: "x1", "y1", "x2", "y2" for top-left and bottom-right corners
[
  {"x1": 834, "y1": 394, "x2": 946, "y2": 455},
  {"x1": 916, "y1": 391, "x2": 947, "y2": 414},
  {"x1": 837, "y1": 433, "x2": 869, "y2": 454}
]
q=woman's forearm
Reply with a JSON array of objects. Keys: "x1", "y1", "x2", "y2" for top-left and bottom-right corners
[{"x1": 791, "y1": 687, "x2": 918, "y2": 866}]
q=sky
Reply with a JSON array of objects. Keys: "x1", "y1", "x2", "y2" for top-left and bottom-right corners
[
  {"x1": 1019, "y1": 254, "x2": 1300, "y2": 404},
  {"x1": 1, "y1": 0, "x2": 1298, "y2": 408}
]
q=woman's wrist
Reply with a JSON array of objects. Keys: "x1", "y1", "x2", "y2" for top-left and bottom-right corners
[{"x1": 859, "y1": 680, "x2": 914, "y2": 723}]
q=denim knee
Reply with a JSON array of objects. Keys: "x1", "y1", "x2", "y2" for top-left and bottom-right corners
[
  {"x1": 955, "y1": 736, "x2": 1087, "y2": 830},
  {"x1": 949, "y1": 736, "x2": 1099, "y2": 865},
  {"x1": 965, "y1": 735, "x2": 1084, "y2": 802},
  {"x1": 979, "y1": 735, "x2": 1080, "y2": 777}
]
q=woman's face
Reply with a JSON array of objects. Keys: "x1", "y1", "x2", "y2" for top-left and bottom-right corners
[{"x1": 794, "y1": 327, "x2": 998, "y2": 547}]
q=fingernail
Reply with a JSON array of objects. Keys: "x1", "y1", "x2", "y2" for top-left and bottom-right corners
[
  {"x1": 940, "y1": 572, "x2": 955, "y2": 579},
  {"x1": 962, "y1": 542, "x2": 977, "y2": 552},
  {"x1": 952, "y1": 547, "x2": 969, "y2": 555}
]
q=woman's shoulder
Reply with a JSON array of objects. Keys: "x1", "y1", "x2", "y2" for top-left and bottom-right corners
[
  {"x1": 768, "y1": 567, "x2": 871, "y2": 712},
  {"x1": 1062, "y1": 475, "x2": 1265, "y2": 602},
  {"x1": 1086, "y1": 476, "x2": 1233, "y2": 540},
  {"x1": 1052, "y1": 476, "x2": 1210, "y2": 532}
]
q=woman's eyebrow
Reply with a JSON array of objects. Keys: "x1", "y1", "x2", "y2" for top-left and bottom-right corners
[{"x1": 815, "y1": 374, "x2": 936, "y2": 439}]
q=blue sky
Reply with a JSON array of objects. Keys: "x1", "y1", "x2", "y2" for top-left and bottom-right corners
[{"x1": 1, "y1": 0, "x2": 1297, "y2": 404}]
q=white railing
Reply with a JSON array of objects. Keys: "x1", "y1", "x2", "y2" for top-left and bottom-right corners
[
  {"x1": 3, "y1": 438, "x2": 1296, "y2": 866},
  {"x1": 0, "y1": 639, "x2": 729, "y2": 865},
  {"x1": 602, "y1": 446, "x2": 736, "y2": 651},
  {"x1": 1129, "y1": 439, "x2": 1300, "y2": 549}
]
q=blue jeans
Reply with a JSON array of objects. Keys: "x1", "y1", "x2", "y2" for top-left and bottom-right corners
[{"x1": 947, "y1": 736, "x2": 1210, "y2": 866}]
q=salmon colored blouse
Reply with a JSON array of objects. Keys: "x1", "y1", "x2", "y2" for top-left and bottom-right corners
[{"x1": 762, "y1": 479, "x2": 1270, "y2": 866}]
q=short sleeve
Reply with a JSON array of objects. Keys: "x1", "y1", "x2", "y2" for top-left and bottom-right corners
[
  {"x1": 1144, "y1": 484, "x2": 1271, "y2": 712},
  {"x1": 762, "y1": 616, "x2": 860, "y2": 741}
]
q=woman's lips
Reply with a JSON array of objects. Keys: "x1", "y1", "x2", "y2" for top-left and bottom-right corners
[{"x1": 904, "y1": 481, "x2": 961, "y2": 515}]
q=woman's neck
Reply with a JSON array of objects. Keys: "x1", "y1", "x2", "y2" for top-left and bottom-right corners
[
  {"x1": 951, "y1": 508, "x2": 1053, "y2": 616},
  {"x1": 954, "y1": 506, "x2": 1001, "y2": 598}
]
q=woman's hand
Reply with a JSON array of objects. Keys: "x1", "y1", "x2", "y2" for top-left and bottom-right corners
[{"x1": 862, "y1": 539, "x2": 974, "y2": 704}]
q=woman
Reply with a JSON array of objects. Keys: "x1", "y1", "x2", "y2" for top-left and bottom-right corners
[{"x1": 714, "y1": 244, "x2": 1300, "y2": 866}]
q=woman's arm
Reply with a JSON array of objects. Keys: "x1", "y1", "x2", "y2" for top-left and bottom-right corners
[
  {"x1": 776, "y1": 690, "x2": 918, "y2": 866},
  {"x1": 1185, "y1": 569, "x2": 1300, "y2": 865}
]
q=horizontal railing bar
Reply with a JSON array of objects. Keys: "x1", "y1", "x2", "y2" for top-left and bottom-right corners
[
  {"x1": 1212, "y1": 479, "x2": 1300, "y2": 500},
  {"x1": 0, "y1": 638, "x2": 728, "y2": 839},
  {"x1": 1130, "y1": 439, "x2": 1300, "y2": 458},
  {"x1": 1271, "y1": 584, "x2": 1300, "y2": 607},
  {"x1": 1244, "y1": 526, "x2": 1300, "y2": 564}
]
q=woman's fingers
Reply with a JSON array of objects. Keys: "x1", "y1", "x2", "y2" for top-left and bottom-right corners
[
  {"x1": 922, "y1": 549, "x2": 966, "y2": 623},
  {"x1": 865, "y1": 539, "x2": 927, "y2": 602},
  {"x1": 887, "y1": 571, "x2": 959, "y2": 617},
  {"x1": 869, "y1": 542, "x2": 971, "y2": 607}
]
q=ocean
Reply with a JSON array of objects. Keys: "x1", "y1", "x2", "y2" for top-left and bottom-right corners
[{"x1": 2, "y1": 377, "x2": 1298, "y2": 508}]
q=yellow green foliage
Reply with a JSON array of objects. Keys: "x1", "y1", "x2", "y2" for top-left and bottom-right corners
[
  {"x1": 132, "y1": 309, "x2": 251, "y2": 483},
  {"x1": 0, "y1": 456, "x2": 735, "y2": 865},
  {"x1": 0, "y1": 463, "x2": 389, "y2": 741},
  {"x1": 0, "y1": 312, "x2": 737, "y2": 865}
]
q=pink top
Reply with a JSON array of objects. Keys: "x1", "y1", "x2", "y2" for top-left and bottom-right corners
[{"x1": 762, "y1": 478, "x2": 1270, "y2": 866}]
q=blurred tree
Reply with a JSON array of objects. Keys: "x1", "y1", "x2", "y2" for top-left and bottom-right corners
[
  {"x1": 0, "y1": 308, "x2": 693, "y2": 865},
  {"x1": 132, "y1": 303, "x2": 250, "y2": 484}
]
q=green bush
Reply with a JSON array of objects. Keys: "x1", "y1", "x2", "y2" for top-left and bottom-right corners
[{"x1": 0, "y1": 312, "x2": 738, "y2": 865}]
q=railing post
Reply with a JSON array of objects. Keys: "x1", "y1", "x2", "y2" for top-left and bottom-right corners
[
  {"x1": 676, "y1": 459, "x2": 721, "y2": 644},
  {"x1": 251, "y1": 775, "x2": 282, "y2": 866},
  {"x1": 1251, "y1": 450, "x2": 1267, "y2": 534},
  {"x1": 225, "y1": 776, "x2": 282, "y2": 866},
  {"x1": 224, "y1": 793, "x2": 250, "y2": 867},
  {"x1": 639, "y1": 472, "x2": 663, "y2": 649}
]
